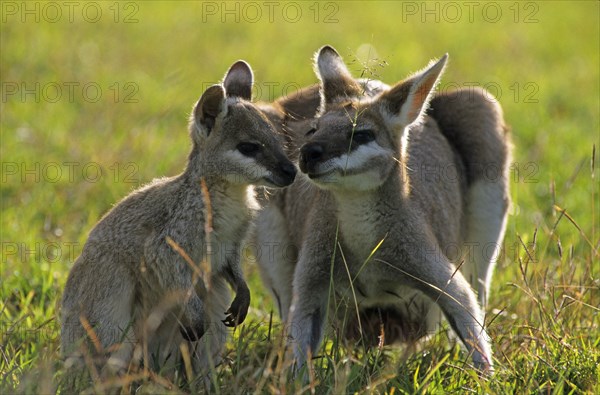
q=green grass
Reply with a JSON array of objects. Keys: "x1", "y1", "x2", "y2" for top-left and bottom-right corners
[{"x1": 1, "y1": 1, "x2": 598, "y2": 393}]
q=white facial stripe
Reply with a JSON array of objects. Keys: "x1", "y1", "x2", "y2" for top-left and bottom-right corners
[
  {"x1": 325, "y1": 141, "x2": 391, "y2": 174},
  {"x1": 222, "y1": 150, "x2": 270, "y2": 182},
  {"x1": 308, "y1": 141, "x2": 395, "y2": 191},
  {"x1": 310, "y1": 166, "x2": 387, "y2": 191}
]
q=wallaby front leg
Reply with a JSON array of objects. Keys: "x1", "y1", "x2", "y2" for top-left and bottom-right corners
[
  {"x1": 288, "y1": 252, "x2": 332, "y2": 372},
  {"x1": 222, "y1": 281, "x2": 250, "y2": 327},
  {"x1": 389, "y1": 247, "x2": 493, "y2": 371},
  {"x1": 222, "y1": 250, "x2": 251, "y2": 327},
  {"x1": 432, "y1": 270, "x2": 492, "y2": 371}
]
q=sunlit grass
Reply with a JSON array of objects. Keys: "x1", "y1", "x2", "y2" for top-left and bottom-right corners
[{"x1": 1, "y1": 1, "x2": 598, "y2": 393}]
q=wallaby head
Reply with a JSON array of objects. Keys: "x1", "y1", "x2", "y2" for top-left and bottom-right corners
[
  {"x1": 299, "y1": 46, "x2": 447, "y2": 191},
  {"x1": 190, "y1": 60, "x2": 296, "y2": 187}
]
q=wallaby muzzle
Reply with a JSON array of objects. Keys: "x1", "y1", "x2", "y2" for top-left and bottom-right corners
[
  {"x1": 269, "y1": 160, "x2": 297, "y2": 186},
  {"x1": 299, "y1": 142, "x2": 325, "y2": 175}
]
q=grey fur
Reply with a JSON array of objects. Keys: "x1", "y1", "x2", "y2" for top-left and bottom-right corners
[
  {"x1": 60, "y1": 60, "x2": 296, "y2": 379},
  {"x1": 255, "y1": 46, "x2": 511, "y2": 374}
]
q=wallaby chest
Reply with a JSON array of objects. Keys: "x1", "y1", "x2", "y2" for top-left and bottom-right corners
[
  {"x1": 201, "y1": 186, "x2": 256, "y2": 270},
  {"x1": 336, "y1": 189, "x2": 401, "y2": 264},
  {"x1": 333, "y1": 185, "x2": 424, "y2": 304}
]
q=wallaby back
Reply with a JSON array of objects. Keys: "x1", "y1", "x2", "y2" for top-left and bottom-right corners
[{"x1": 428, "y1": 88, "x2": 511, "y2": 185}]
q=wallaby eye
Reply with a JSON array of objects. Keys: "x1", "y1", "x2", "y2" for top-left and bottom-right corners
[
  {"x1": 305, "y1": 127, "x2": 317, "y2": 137},
  {"x1": 237, "y1": 142, "x2": 261, "y2": 157},
  {"x1": 351, "y1": 130, "x2": 375, "y2": 145}
]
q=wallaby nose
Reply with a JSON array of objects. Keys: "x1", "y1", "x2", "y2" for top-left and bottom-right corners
[
  {"x1": 281, "y1": 162, "x2": 297, "y2": 180},
  {"x1": 300, "y1": 143, "x2": 324, "y2": 173}
]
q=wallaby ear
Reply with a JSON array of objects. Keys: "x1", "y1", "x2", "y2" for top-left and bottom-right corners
[
  {"x1": 380, "y1": 54, "x2": 448, "y2": 130},
  {"x1": 315, "y1": 45, "x2": 362, "y2": 106},
  {"x1": 223, "y1": 60, "x2": 253, "y2": 100},
  {"x1": 193, "y1": 84, "x2": 226, "y2": 136}
]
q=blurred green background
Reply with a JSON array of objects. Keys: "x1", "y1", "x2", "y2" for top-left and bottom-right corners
[{"x1": 1, "y1": 1, "x2": 598, "y2": 392}]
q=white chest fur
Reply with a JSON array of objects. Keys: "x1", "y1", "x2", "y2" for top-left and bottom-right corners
[
  {"x1": 336, "y1": 196, "x2": 381, "y2": 263},
  {"x1": 204, "y1": 185, "x2": 257, "y2": 271}
]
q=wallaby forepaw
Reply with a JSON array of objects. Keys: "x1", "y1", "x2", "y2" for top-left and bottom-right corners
[
  {"x1": 222, "y1": 293, "x2": 250, "y2": 327},
  {"x1": 222, "y1": 305, "x2": 246, "y2": 327},
  {"x1": 222, "y1": 309, "x2": 238, "y2": 327}
]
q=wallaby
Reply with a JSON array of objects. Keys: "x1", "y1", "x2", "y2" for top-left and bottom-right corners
[
  {"x1": 254, "y1": 81, "x2": 387, "y2": 321},
  {"x1": 60, "y1": 60, "x2": 297, "y2": 380},
  {"x1": 255, "y1": 46, "x2": 511, "y2": 373},
  {"x1": 256, "y1": 81, "x2": 424, "y2": 345}
]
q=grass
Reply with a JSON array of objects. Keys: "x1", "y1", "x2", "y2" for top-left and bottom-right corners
[{"x1": 1, "y1": 1, "x2": 598, "y2": 393}]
